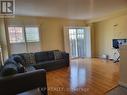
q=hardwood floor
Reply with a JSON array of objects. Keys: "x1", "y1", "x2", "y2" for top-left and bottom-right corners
[{"x1": 47, "y1": 58, "x2": 119, "y2": 95}]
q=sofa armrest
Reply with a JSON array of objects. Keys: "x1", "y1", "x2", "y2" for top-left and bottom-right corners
[
  {"x1": 61, "y1": 52, "x2": 70, "y2": 66},
  {"x1": 0, "y1": 69, "x2": 47, "y2": 95}
]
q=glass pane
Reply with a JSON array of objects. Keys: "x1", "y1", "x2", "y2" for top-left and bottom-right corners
[
  {"x1": 25, "y1": 27, "x2": 40, "y2": 42},
  {"x1": 69, "y1": 29, "x2": 78, "y2": 58},
  {"x1": 8, "y1": 27, "x2": 27, "y2": 54},
  {"x1": 8, "y1": 27, "x2": 24, "y2": 43},
  {"x1": 77, "y1": 29, "x2": 86, "y2": 57},
  {"x1": 25, "y1": 27, "x2": 41, "y2": 53}
]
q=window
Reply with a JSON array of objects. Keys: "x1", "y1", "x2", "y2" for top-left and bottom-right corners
[
  {"x1": 8, "y1": 26, "x2": 41, "y2": 54},
  {"x1": 25, "y1": 27, "x2": 40, "y2": 42},
  {"x1": 8, "y1": 27, "x2": 24, "y2": 43}
]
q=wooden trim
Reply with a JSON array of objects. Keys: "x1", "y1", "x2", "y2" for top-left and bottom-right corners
[{"x1": 119, "y1": 81, "x2": 127, "y2": 88}]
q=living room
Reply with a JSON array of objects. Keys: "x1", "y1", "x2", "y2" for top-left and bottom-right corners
[{"x1": 0, "y1": 0, "x2": 127, "y2": 95}]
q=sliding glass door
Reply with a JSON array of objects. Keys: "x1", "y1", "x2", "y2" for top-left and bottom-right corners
[{"x1": 69, "y1": 28, "x2": 86, "y2": 58}]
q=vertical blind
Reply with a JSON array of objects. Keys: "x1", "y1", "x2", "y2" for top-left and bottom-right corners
[{"x1": 8, "y1": 26, "x2": 41, "y2": 54}]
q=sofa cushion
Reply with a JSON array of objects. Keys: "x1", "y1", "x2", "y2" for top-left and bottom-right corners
[
  {"x1": 38, "y1": 60, "x2": 55, "y2": 65},
  {"x1": 25, "y1": 66, "x2": 36, "y2": 72},
  {"x1": 0, "y1": 64, "x2": 3, "y2": 72},
  {"x1": 4, "y1": 59, "x2": 25, "y2": 73},
  {"x1": 10, "y1": 55, "x2": 25, "y2": 66},
  {"x1": 32, "y1": 59, "x2": 67, "y2": 71},
  {"x1": 23, "y1": 53, "x2": 36, "y2": 65},
  {"x1": 1, "y1": 68, "x2": 17, "y2": 77},
  {"x1": 48, "y1": 51, "x2": 55, "y2": 60},
  {"x1": 12, "y1": 53, "x2": 25, "y2": 61},
  {"x1": 35, "y1": 52, "x2": 49, "y2": 62},
  {"x1": 4, "y1": 59, "x2": 18, "y2": 66},
  {"x1": 53, "y1": 51, "x2": 63, "y2": 60},
  {"x1": 31, "y1": 60, "x2": 55, "y2": 69},
  {"x1": 0, "y1": 63, "x2": 18, "y2": 76}
]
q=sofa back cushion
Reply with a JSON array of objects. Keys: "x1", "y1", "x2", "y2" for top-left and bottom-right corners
[
  {"x1": 35, "y1": 52, "x2": 48, "y2": 62},
  {"x1": 35, "y1": 51, "x2": 54, "y2": 62},
  {"x1": 53, "y1": 50, "x2": 63, "y2": 60},
  {"x1": 48, "y1": 51, "x2": 55, "y2": 60},
  {"x1": 23, "y1": 53, "x2": 36, "y2": 65},
  {"x1": 0, "y1": 64, "x2": 18, "y2": 76},
  {"x1": 0, "y1": 59, "x2": 18, "y2": 76},
  {"x1": 3, "y1": 59, "x2": 24, "y2": 74},
  {"x1": 0, "y1": 64, "x2": 3, "y2": 72},
  {"x1": 12, "y1": 53, "x2": 36, "y2": 66},
  {"x1": 10, "y1": 55, "x2": 25, "y2": 66}
]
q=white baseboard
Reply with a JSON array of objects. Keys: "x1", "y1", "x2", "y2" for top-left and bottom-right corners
[{"x1": 119, "y1": 81, "x2": 127, "y2": 88}]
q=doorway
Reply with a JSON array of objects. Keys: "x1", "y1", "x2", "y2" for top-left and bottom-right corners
[{"x1": 64, "y1": 27, "x2": 91, "y2": 59}]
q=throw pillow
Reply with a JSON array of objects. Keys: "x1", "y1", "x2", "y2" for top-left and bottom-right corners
[
  {"x1": 11, "y1": 55, "x2": 25, "y2": 66},
  {"x1": 29, "y1": 53, "x2": 36, "y2": 64},
  {"x1": 23, "y1": 53, "x2": 36, "y2": 66},
  {"x1": 53, "y1": 50, "x2": 63, "y2": 60}
]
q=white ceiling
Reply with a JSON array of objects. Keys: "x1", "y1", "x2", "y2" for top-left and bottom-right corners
[{"x1": 15, "y1": 0, "x2": 127, "y2": 20}]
